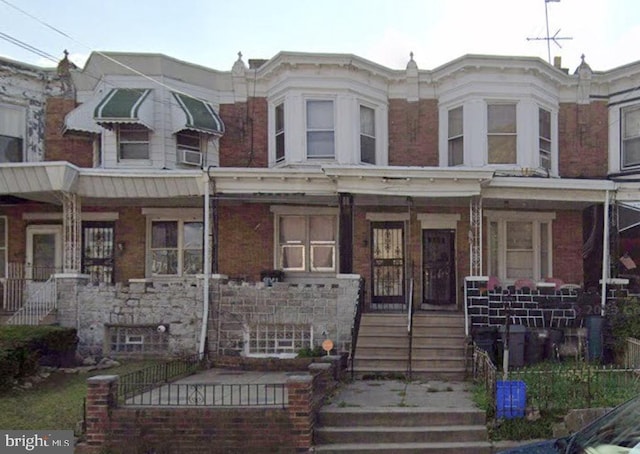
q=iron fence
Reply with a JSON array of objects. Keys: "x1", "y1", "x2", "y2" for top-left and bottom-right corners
[
  {"x1": 123, "y1": 382, "x2": 288, "y2": 407},
  {"x1": 506, "y1": 362, "x2": 640, "y2": 412},
  {"x1": 118, "y1": 355, "x2": 203, "y2": 403},
  {"x1": 472, "y1": 343, "x2": 497, "y2": 412}
]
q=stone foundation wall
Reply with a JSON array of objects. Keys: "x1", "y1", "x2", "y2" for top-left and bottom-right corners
[{"x1": 209, "y1": 275, "x2": 361, "y2": 356}]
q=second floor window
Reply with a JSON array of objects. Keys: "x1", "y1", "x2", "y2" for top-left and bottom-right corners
[
  {"x1": 306, "y1": 100, "x2": 334, "y2": 159},
  {"x1": 539, "y1": 108, "x2": 551, "y2": 170},
  {"x1": 488, "y1": 103, "x2": 516, "y2": 164},
  {"x1": 623, "y1": 106, "x2": 640, "y2": 168},
  {"x1": 0, "y1": 104, "x2": 24, "y2": 163},
  {"x1": 448, "y1": 106, "x2": 463, "y2": 166},
  {"x1": 275, "y1": 103, "x2": 285, "y2": 162},
  {"x1": 360, "y1": 105, "x2": 376, "y2": 164},
  {"x1": 118, "y1": 124, "x2": 149, "y2": 160}
]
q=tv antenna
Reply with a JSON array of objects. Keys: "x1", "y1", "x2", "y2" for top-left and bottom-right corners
[{"x1": 526, "y1": 0, "x2": 572, "y2": 64}]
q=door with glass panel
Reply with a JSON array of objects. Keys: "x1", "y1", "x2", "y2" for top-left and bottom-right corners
[
  {"x1": 26, "y1": 225, "x2": 62, "y2": 281},
  {"x1": 82, "y1": 222, "x2": 114, "y2": 284},
  {"x1": 371, "y1": 222, "x2": 405, "y2": 306}
]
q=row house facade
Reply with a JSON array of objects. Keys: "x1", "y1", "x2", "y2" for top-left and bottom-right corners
[{"x1": 1, "y1": 49, "x2": 639, "y2": 364}]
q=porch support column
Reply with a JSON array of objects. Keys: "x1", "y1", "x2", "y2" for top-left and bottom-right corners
[
  {"x1": 61, "y1": 191, "x2": 81, "y2": 273},
  {"x1": 601, "y1": 190, "x2": 611, "y2": 316},
  {"x1": 338, "y1": 193, "x2": 353, "y2": 274},
  {"x1": 469, "y1": 196, "x2": 482, "y2": 276}
]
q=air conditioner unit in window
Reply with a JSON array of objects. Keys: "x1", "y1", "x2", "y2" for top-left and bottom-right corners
[{"x1": 178, "y1": 149, "x2": 203, "y2": 166}]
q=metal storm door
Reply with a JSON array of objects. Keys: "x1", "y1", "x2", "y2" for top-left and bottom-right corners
[
  {"x1": 422, "y1": 229, "x2": 456, "y2": 306},
  {"x1": 371, "y1": 222, "x2": 405, "y2": 306},
  {"x1": 82, "y1": 222, "x2": 115, "y2": 284}
]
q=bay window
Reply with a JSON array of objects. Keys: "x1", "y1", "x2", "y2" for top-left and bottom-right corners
[
  {"x1": 622, "y1": 106, "x2": 640, "y2": 168},
  {"x1": 539, "y1": 108, "x2": 551, "y2": 170},
  {"x1": 306, "y1": 100, "x2": 335, "y2": 159},
  {"x1": 487, "y1": 103, "x2": 517, "y2": 164},
  {"x1": 275, "y1": 103, "x2": 285, "y2": 162},
  {"x1": 486, "y1": 211, "x2": 554, "y2": 282},
  {"x1": 278, "y1": 214, "x2": 336, "y2": 272},
  {"x1": 360, "y1": 105, "x2": 376, "y2": 164},
  {"x1": 448, "y1": 106, "x2": 463, "y2": 166}
]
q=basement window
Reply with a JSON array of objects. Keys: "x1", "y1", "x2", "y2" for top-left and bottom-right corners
[
  {"x1": 106, "y1": 324, "x2": 169, "y2": 357},
  {"x1": 244, "y1": 324, "x2": 313, "y2": 358}
]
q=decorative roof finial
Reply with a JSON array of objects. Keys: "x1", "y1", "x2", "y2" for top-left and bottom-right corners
[
  {"x1": 232, "y1": 50, "x2": 247, "y2": 75},
  {"x1": 406, "y1": 51, "x2": 418, "y2": 71}
]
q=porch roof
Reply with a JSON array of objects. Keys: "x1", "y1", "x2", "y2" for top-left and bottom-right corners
[{"x1": 0, "y1": 162, "x2": 78, "y2": 203}]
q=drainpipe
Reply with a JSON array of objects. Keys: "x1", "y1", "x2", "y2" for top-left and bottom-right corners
[
  {"x1": 600, "y1": 190, "x2": 610, "y2": 316},
  {"x1": 199, "y1": 173, "x2": 211, "y2": 359}
]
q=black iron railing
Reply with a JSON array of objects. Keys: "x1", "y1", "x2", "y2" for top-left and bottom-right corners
[
  {"x1": 123, "y1": 382, "x2": 288, "y2": 407},
  {"x1": 406, "y1": 278, "x2": 414, "y2": 380},
  {"x1": 350, "y1": 278, "x2": 365, "y2": 379},
  {"x1": 118, "y1": 355, "x2": 203, "y2": 403}
]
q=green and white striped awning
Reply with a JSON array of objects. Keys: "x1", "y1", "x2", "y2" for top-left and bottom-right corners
[
  {"x1": 94, "y1": 88, "x2": 153, "y2": 129},
  {"x1": 171, "y1": 92, "x2": 225, "y2": 136}
]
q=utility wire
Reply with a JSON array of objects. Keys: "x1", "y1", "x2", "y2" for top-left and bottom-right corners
[{"x1": 0, "y1": 31, "x2": 59, "y2": 64}]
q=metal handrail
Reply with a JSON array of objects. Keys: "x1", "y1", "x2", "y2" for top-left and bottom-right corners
[
  {"x1": 350, "y1": 278, "x2": 365, "y2": 379},
  {"x1": 6, "y1": 274, "x2": 57, "y2": 325},
  {"x1": 406, "y1": 278, "x2": 414, "y2": 380}
]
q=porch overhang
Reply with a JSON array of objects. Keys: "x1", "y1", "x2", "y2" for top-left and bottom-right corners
[
  {"x1": 207, "y1": 167, "x2": 335, "y2": 196},
  {"x1": 0, "y1": 162, "x2": 79, "y2": 203},
  {"x1": 483, "y1": 177, "x2": 615, "y2": 208},
  {"x1": 94, "y1": 88, "x2": 154, "y2": 129},
  {"x1": 171, "y1": 92, "x2": 224, "y2": 136},
  {"x1": 322, "y1": 166, "x2": 494, "y2": 198},
  {"x1": 77, "y1": 169, "x2": 204, "y2": 200}
]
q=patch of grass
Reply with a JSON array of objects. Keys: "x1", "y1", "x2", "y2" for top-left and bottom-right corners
[
  {"x1": 489, "y1": 413, "x2": 561, "y2": 441},
  {"x1": 0, "y1": 360, "x2": 156, "y2": 433}
]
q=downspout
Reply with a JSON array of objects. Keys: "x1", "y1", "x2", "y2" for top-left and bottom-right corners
[
  {"x1": 600, "y1": 190, "x2": 610, "y2": 316},
  {"x1": 199, "y1": 172, "x2": 211, "y2": 358}
]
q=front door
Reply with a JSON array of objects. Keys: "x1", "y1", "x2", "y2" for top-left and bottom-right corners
[
  {"x1": 422, "y1": 229, "x2": 456, "y2": 306},
  {"x1": 26, "y1": 225, "x2": 62, "y2": 281},
  {"x1": 371, "y1": 222, "x2": 405, "y2": 307}
]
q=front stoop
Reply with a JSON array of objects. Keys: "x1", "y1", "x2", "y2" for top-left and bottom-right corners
[
  {"x1": 352, "y1": 312, "x2": 468, "y2": 380},
  {"x1": 314, "y1": 407, "x2": 491, "y2": 453}
]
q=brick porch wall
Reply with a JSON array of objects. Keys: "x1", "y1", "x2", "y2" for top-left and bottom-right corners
[{"x1": 79, "y1": 362, "x2": 338, "y2": 453}]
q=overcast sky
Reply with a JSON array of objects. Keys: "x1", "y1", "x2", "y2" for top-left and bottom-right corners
[{"x1": 1, "y1": 0, "x2": 639, "y2": 73}]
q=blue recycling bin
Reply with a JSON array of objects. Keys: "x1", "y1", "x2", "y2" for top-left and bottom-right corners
[{"x1": 496, "y1": 380, "x2": 527, "y2": 419}]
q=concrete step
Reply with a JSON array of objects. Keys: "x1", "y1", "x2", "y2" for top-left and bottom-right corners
[
  {"x1": 412, "y1": 314, "x2": 465, "y2": 328},
  {"x1": 315, "y1": 424, "x2": 488, "y2": 444},
  {"x1": 317, "y1": 408, "x2": 486, "y2": 427},
  {"x1": 313, "y1": 441, "x2": 492, "y2": 453},
  {"x1": 411, "y1": 345, "x2": 466, "y2": 358},
  {"x1": 357, "y1": 337, "x2": 410, "y2": 348},
  {"x1": 411, "y1": 325, "x2": 465, "y2": 336}
]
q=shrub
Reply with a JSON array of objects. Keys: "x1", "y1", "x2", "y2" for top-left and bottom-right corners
[
  {"x1": 0, "y1": 326, "x2": 77, "y2": 390},
  {"x1": 604, "y1": 296, "x2": 640, "y2": 361}
]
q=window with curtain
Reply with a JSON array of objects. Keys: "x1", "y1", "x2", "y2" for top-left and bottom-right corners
[
  {"x1": 488, "y1": 103, "x2": 517, "y2": 164},
  {"x1": 278, "y1": 215, "x2": 336, "y2": 272},
  {"x1": 360, "y1": 105, "x2": 375, "y2": 164},
  {"x1": 306, "y1": 100, "x2": 334, "y2": 158},
  {"x1": 487, "y1": 212, "x2": 553, "y2": 282},
  {"x1": 448, "y1": 106, "x2": 463, "y2": 166},
  {"x1": 150, "y1": 220, "x2": 203, "y2": 276},
  {"x1": 623, "y1": 106, "x2": 640, "y2": 168}
]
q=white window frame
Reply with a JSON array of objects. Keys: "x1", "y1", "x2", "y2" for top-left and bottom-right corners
[
  {"x1": 359, "y1": 104, "x2": 376, "y2": 164},
  {"x1": 0, "y1": 103, "x2": 25, "y2": 163},
  {"x1": 274, "y1": 102, "x2": 285, "y2": 163},
  {"x1": 306, "y1": 99, "x2": 335, "y2": 159},
  {"x1": 621, "y1": 105, "x2": 640, "y2": 169},
  {"x1": 539, "y1": 107, "x2": 552, "y2": 171},
  {"x1": 118, "y1": 124, "x2": 150, "y2": 160},
  {"x1": 448, "y1": 106, "x2": 464, "y2": 166},
  {"x1": 485, "y1": 210, "x2": 555, "y2": 283},
  {"x1": 487, "y1": 102, "x2": 517, "y2": 165},
  {"x1": 271, "y1": 206, "x2": 338, "y2": 274},
  {"x1": 143, "y1": 209, "x2": 203, "y2": 277},
  {"x1": 0, "y1": 216, "x2": 6, "y2": 278}
]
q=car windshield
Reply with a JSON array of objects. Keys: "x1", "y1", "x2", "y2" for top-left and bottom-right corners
[{"x1": 570, "y1": 395, "x2": 640, "y2": 453}]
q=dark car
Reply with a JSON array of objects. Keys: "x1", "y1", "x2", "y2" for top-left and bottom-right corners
[{"x1": 498, "y1": 394, "x2": 640, "y2": 453}]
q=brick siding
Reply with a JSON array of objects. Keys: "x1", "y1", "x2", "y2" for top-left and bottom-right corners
[{"x1": 44, "y1": 97, "x2": 94, "y2": 167}]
